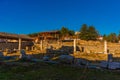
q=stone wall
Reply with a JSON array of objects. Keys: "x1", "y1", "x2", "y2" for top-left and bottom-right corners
[
  {"x1": 0, "y1": 42, "x2": 33, "y2": 51},
  {"x1": 77, "y1": 40, "x2": 120, "y2": 54},
  {"x1": 34, "y1": 40, "x2": 120, "y2": 54}
]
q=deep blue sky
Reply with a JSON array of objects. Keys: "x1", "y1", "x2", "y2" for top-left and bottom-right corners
[{"x1": 0, "y1": 0, "x2": 120, "y2": 35}]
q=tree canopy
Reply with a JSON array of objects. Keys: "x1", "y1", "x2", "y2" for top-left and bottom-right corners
[
  {"x1": 60, "y1": 26, "x2": 75, "y2": 37},
  {"x1": 28, "y1": 32, "x2": 39, "y2": 37},
  {"x1": 79, "y1": 24, "x2": 99, "y2": 41},
  {"x1": 103, "y1": 33, "x2": 118, "y2": 43},
  {"x1": 27, "y1": 24, "x2": 120, "y2": 43}
]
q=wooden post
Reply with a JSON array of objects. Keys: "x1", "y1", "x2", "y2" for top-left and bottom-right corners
[{"x1": 104, "y1": 40, "x2": 107, "y2": 54}]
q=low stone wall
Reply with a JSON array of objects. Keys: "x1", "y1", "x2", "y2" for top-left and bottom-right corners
[{"x1": 34, "y1": 40, "x2": 120, "y2": 54}]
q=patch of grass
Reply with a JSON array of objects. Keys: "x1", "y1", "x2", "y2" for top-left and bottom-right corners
[{"x1": 0, "y1": 62, "x2": 120, "y2": 80}]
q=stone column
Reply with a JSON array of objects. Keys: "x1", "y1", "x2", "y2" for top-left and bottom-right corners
[
  {"x1": 26, "y1": 46, "x2": 29, "y2": 51},
  {"x1": 40, "y1": 40, "x2": 43, "y2": 50},
  {"x1": 74, "y1": 39, "x2": 76, "y2": 53},
  {"x1": 104, "y1": 40, "x2": 107, "y2": 54},
  {"x1": 18, "y1": 38, "x2": 22, "y2": 51},
  {"x1": 58, "y1": 40, "x2": 59, "y2": 45},
  {"x1": 31, "y1": 46, "x2": 34, "y2": 51}
]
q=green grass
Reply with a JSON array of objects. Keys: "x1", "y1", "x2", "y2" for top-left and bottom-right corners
[{"x1": 0, "y1": 62, "x2": 120, "y2": 80}]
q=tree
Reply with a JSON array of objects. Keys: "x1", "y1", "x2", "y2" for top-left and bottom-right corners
[
  {"x1": 28, "y1": 32, "x2": 39, "y2": 37},
  {"x1": 103, "y1": 34, "x2": 107, "y2": 40},
  {"x1": 87, "y1": 26, "x2": 99, "y2": 40},
  {"x1": 69, "y1": 30, "x2": 75, "y2": 36},
  {"x1": 79, "y1": 24, "x2": 99, "y2": 41},
  {"x1": 60, "y1": 26, "x2": 75, "y2": 38},
  {"x1": 79, "y1": 24, "x2": 88, "y2": 40},
  {"x1": 118, "y1": 31, "x2": 120, "y2": 41},
  {"x1": 60, "y1": 26, "x2": 69, "y2": 37},
  {"x1": 107, "y1": 33, "x2": 118, "y2": 43}
]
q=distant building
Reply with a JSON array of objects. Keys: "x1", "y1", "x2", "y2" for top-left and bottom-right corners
[
  {"x1": 75, "y1": 31, "x2": 80, "y2": 35},
  {"x1": 0, "y1": 32, "x2": 33, "y2": 50},
  {"x1": 97, "y1": 36, "x2": 103, "y2": 41},
  {"x1": 34, "y1": 30, "x2": 60, "y2": 43}
]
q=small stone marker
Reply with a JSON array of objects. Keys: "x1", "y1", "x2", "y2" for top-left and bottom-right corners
[
  {"x1": 59, "y1": 55, "x2": 74, "y2": 64},
  {"x1": 43, "y1": 55, "x2": 50, "y2": 61},
  {"x1": 19, "y1": 49, "x2": 27, "y2": 59}
]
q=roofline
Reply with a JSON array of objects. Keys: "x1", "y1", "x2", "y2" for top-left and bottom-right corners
[{"x1": 0, "y1": 32, "x2": 33, "y2": 41}]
